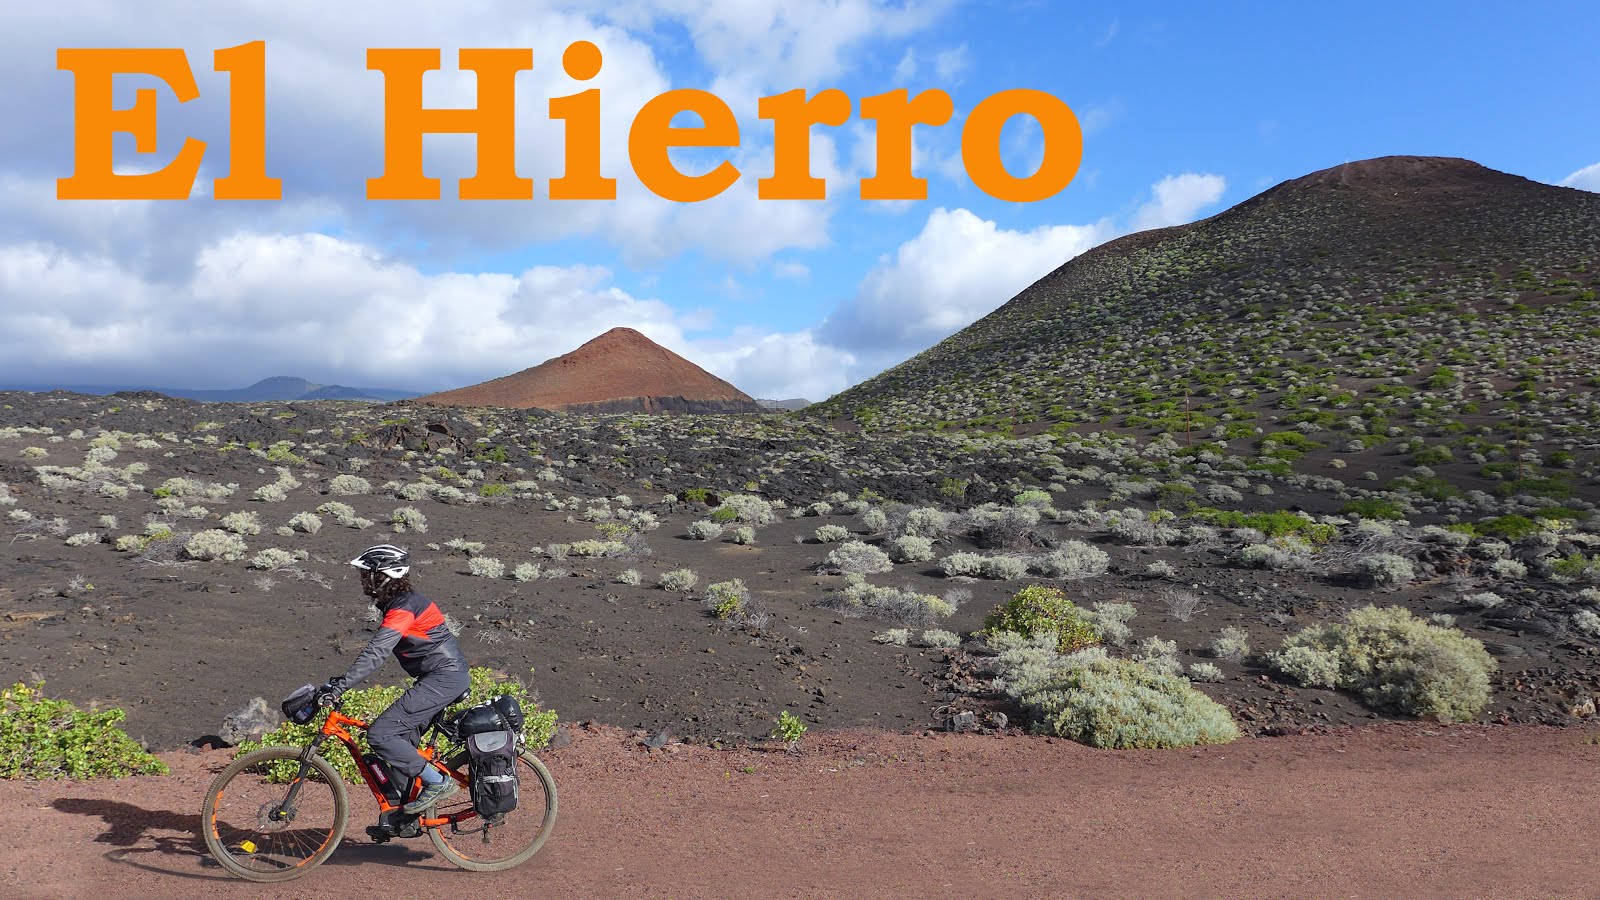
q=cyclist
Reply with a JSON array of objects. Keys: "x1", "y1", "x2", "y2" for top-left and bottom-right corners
[{"x1": 319, "y1": 544, "x2": 470, "y2": 814}]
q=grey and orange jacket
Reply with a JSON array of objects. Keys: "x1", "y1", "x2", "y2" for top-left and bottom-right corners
[{"x1": 337, "y1": 590, "x2": 467, "y2": 688}]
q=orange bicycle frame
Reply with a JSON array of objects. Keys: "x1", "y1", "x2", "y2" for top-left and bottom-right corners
[{"x1": 318, "y1": 708, "x2": 474, "y2": 828}]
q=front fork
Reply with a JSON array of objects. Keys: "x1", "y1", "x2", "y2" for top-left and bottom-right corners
[{"x1": 271, "y1": 733, "x2": 330, "y2": 823}]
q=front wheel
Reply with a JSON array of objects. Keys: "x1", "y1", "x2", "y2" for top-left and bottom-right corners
[
  {"x1": 200, "y1": 747, "x2": 349, "y2": 882},
  {"x1": 427, "y1": 748, "x2": 558, "y2": 872}
]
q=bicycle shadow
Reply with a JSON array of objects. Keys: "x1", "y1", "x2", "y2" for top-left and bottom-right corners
[{"x1": 51, "y1": 798, "x2": 445, "y2": 881}]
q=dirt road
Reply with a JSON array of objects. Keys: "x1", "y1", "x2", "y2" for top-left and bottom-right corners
[{"x1": 3, "y1": 723, "x2": 1596, "y2": 899}]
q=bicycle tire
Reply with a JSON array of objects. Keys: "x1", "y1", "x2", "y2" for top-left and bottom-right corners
[
  {"x1": 426, "y1": 748, "x2": 558, "y2": 872},
  {"x1": 200, "y1": 746, "x2": 349, "y2": 883}
]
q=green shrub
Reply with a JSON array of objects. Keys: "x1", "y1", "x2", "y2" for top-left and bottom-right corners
[
  {"x1": 478, "y1": 483, "x2": 511, "y2": 498},
  {"x1": 680, "y1": 488, "x2": 712, "y2": 504},
  {"x1": 772, "y1": 710, "x2": 807, "y2": 746},
  {"x1": 1410, "y1": 445, "x2": 1453, "y2": 466},
  {"x1": 1019, "y1": 658, "x2": 1239, "y2": 749},
  {"x1": 237, "y1": 667, "x2": 555, "y2": 783},
  {"x1": 706, "y1": 580, "x2": 749, "y2": 620},
  {"x1": 0, "y1": 682, "x2": 168, "y2": 779},
  {"x1": 1269, "y1": 606, "x2": 1494, "y2": 722},
  {"x1": 983, "y1": 585, "x2": 1099, "y2": 654},
  {"x1": 1475, "y1": 515, "x2": 1542, "y2": 541},
  {"x1": 1190, "y1": 508, "x2": 1335, "y2": 543},
  {"x1": 1340, "y1": 498, "x2": 1406, "y2": 521}
]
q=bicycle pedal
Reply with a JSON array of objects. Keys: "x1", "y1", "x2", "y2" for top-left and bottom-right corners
[{"x1": 366, "y1": 825, "x2": 393, "y2": 844}]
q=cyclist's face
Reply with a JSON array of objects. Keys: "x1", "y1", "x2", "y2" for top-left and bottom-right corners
[{"x1": 359, "y1": 569, "x2": 378, "y2": 596}]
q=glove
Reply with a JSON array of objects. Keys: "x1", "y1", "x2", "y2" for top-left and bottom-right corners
[{"x1": 316, "y1": 677, "x2": 346, "y2": 707}]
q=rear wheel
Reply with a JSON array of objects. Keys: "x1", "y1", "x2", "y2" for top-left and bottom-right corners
[
  {"x1": 427, "y1": 748, "x2": 558, "y2": 872},
  {"x1": 200, "y1": 747, "x2": 348, "y2": 882}
]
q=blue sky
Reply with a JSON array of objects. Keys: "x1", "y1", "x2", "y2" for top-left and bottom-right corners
[{"x1": 1, "y1": 1, "x2": 1595, "y2": 399}]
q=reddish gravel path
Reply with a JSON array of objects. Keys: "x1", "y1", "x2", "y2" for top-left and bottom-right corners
[{"x1": 3, "y1": 724, "x2": 1597, "y2": 899}]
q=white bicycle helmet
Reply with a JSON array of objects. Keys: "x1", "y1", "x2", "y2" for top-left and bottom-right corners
[{"x1": 349, "y1": 544, "x2": 410, "y2": 581}]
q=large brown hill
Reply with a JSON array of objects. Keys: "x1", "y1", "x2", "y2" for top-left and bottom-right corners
[
  {"x1": 419, "y1": 327, "x2": 764, "y2": 414},
  {"x1": 811, "y1": 155, "x2": 1600, "y2": 504}
]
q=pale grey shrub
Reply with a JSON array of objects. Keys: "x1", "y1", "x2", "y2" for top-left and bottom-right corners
[
  {"x1": 1489, "y1": 558, "x2": 1528, "y2": 580},
  {"x1": 938, "y1": 552, "x2": 984, "y2": 577},
  {"x1": 979, "y1": 555, "x2": 1029, "y2": 580},
  {"x1": 1106, "y1": 509, "x2": 1180, "y2": 545},
  {"x1": 221, "y1": 511, "x2": 263, "y2": 536},
  {"x1": 328, "y1": 475, "x2": 372, "y2": 496},
  {"x1": 659, "y1": 568, "x2": 698, "y2": 592},
  {"x1": 860, "y1": 508, "x2": 889, "y2": 533},
  {"x1": 711, "y1": 494, "x2": 777, "y2": 526},
  {"x1": 288, "y1": 512, "x2": 323, "y2": 534},
  {"x1": 65, "y1": 531, "x2": 101, "y2": 547},
  {"x1": 252, "y1": 482, "x2": 290, "y2": 503},
  {"x1": 617, "y1": 569, "x2": 642, "y2": 586},
  {"x1": 1460, "y1": 592, "x2": 1504, "y2": 609},
  {"x1": 920, "y1": 629, "x2": 960, "y2": 649},
  {"x1": 1211, "y1": 626, "x2": 1250, "y2": 660},
  {"x1": 901, "y1": 507, "x2": 951, "y2": 538},
  {"x1": 726, "y1": 525, "x2": 757, "y2": 545},
  {"x1": 184, "y1": 529, "x2": 247, "y2": 562},
  {"x1": 823, "y1": 541, "x2": 894, "y2": 575},
  {"x1": 391, "y1": 507, "x2": 427, "y2": 533},
  {"x1": 250, "y1": 548, "x2": 296, "y2": 570},
  {"x1": 1163, "y1": 590, "x2": 1207, "y2": 622},
  {"x1": 1271, "y1": 644, "x2": 1342, "y2": 687},
  {"x1": 1082, "y1": 601, "x2": 1136, "y2": 647},
  {"x1": 687, "y1": 520, "x2": 724, "y2": 541},
  {"x1": 1031, "y1": 540, "x2": 1110, "y2": 579},
  {"x1": 468, "y1": 557, "x2": 506, "y2": 579},
  {"x1": 813, "y1": 524, "x2": 850, "y2": 543},
  {"x1": 567, "y1": 540, "x2": 627, "y2": 558},
  {"x1": 888, "y1": 535, "x2": 935, "y2": 564},
  {"x1": 97, "y1": 514, "x2": 118, "y2": 529},
  {"x1": 1134, "y1": 636, "x2": 1183, "y2": 678},
  {"x1": 873, "y1": 628, "x2": 911, "y2": 646},
  {"x1": 513, "y1": 562, "x2": 541, "y2": 582},
  {"x1": 1188, "y1": 662, "x2": 1226, "y2": 683},
  {"x1": 1573, "y1": 609, "x2": 1600, "y2": 638}
]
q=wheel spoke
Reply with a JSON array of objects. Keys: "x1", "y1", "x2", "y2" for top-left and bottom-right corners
[
  {"x1": 202, "y1": 747, "x2": 346, "y2": 882},
  {"x1": 428, "y1": 750, "x2": 557, "y2": 870}
]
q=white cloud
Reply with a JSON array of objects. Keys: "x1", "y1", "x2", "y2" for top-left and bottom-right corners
[
  {"x1": 5, "y1": 0, "x2": 954, "y2": 269},
  {"x1": 1561, "y1": 162, "x2": 1600, "y2": 192},
  {"x1": 814, "y1": 172, "x2": 1228, "y2": 380},
  {"x1": 696, "y1": 329, "x2": 855, "y2": 401},
  {"x1": 892, "y1": 48, "x2": 918, "y2": 83},
  {"x1": 1130, "y1": 173, "x2": 1227, "y2": 231},
  {"x1": 0, "y1": 227, "x2": 860, "y2": 400},
  {"x1": 0, "y1": 232, "x2": 676, "y2": 390},
  {"x1": 932, "y1": 45, "x2": 969, "y2": 84},
  {"x1": 819, "y1": 207, "x2": 1107, "y2": 359}
]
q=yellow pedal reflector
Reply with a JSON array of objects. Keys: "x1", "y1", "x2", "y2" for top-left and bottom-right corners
[{"x1": 239, "y1": 840, "x2": 257, "y2": 854}]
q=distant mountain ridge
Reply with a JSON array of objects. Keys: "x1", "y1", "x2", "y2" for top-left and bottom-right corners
[
  {"x1": 418, "y1": 327, "x2": 766, "y2": 414},
  {"x1": 0, "y1": 376, "x2": 417, "y2": 403},
  {"x1": 757, "y1": 398, "x2": 811, "y2": 410}
]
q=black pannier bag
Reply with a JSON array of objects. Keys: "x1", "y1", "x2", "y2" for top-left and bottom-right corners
[
  {"x1": 457, "y1": 702, "x2": 519, "y2": 818},
  {"x1": 491, "y1": 694, "x2": 524, "y2": 732},
  {"x1": 282, "y1": 684, "x2": 318, "y2": 725}
]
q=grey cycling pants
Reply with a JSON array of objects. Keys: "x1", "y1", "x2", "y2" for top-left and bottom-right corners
[{"x1": 368, "y1": 668, "x2": 471, "y2": 778}]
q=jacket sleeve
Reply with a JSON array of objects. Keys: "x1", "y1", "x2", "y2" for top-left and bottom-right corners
[{"x1": 337, "y1": 611, "x2": 407, "y2": 689}]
